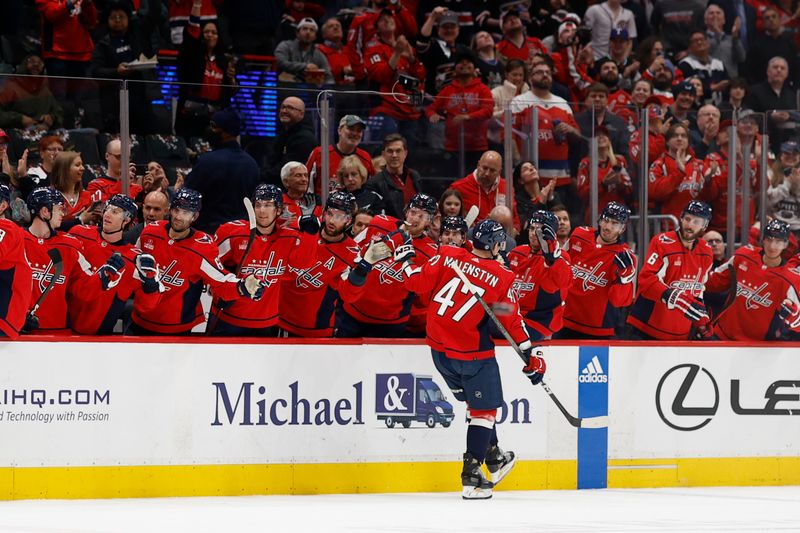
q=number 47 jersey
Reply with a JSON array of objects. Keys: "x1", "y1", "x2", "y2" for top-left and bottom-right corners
[{"x1": 403, "y1": 246, "x2": 529, "y2": 361}]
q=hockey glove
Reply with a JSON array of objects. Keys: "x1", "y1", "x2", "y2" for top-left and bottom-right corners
[
  {"x1": 662, "y1": 288, "x2": 709, "y2": 322},
  {"x1": 98, "y1": 252, "x2": 125, "y2": 290},
  {"x1": 21, "y1": 312, "x2": 39, "y2": 333},
  {"x1": 135, "y1": 253, "x2": 161, "y2": 294},
  {"x1": 521, "y1": 346, "x2": 546, "y2": 386},
  {"x1": 362, "y1": 240, "x2": 392, "y2": 266},
  {"x1": 779, "y1": 299, "x2": 800, "y2": 330},
  {"x1": 694, "y1": 316, "x2": 715, "y2": 340},
  {"x1": 237, "y1": 274, "x2": 266, "y2": 301},
  {"x1": 298, "y1": 214, "x2": 321, "y2": 235},
  {"x1": 614, "y1": 249, "x2": 636, "y2": 284},
  {"x1": 536, "y1": 227, "x2": 561, "y2": 266}
]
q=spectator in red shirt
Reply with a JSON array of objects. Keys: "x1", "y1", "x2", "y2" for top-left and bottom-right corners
[
  {"x1": 306, "y1": 115, "x2": 376, "y2": 196},
  {"x1": 318, "y1": 17, "x2": 355, "y2": 86},
  {"x1": 577, "y1": 126, "x2": 633, "y2": 223},
  {"x1": 496, "y1": 8, "x2": 548, "y2": 63},
  {"x1": 426, "y1": 51, "x2": 494, "y2": 173}
]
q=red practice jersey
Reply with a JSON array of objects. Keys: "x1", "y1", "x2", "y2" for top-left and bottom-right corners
[
  {"x1": 338, "y1": 215, "x2": 435, "y2": 325},
  {"x1": 133, "y1": 221, "x2": 240, "y2": 333},
  {"x1": 68, "y1": 225, "x2": 160, "y2": 334},
  {"x1": 0, "y1": 219, "x2": 33, "y2": 338},
  {"x1": 404, "y1": 246, "x2": 529, "y2": 360},
  {"x1": 706, "y1": 245, "x2": 800, "y2": 340},
  {"x1": 507, "y1": 244, "x2": 573, "y2": 338},
  {"x1": 22, "y1": 230, "x2": 95, "y2": 333},
  {"x1": 278, "y1": 234, "x2": 359, "y2": 337},
  {"x1": 213, "y1": 221, "x2": 315, "y2": 329},
  {"x1": 562, "y1": 226, "x2": 636, "y2": 336},
  {"x1": 627, "y1": 231, "x2": 713, "y2": 340}
]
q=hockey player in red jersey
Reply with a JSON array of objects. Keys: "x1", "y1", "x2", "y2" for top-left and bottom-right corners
[
  {"x1": 706, "y1": 219, "x2": 800, "y2": 340},
  {"x1": 439, "y1": 216, "x2": 468, "y2": 248},
  {"x1": 0, "y1": 185, "x2": 33, "y2": 339},
  {"x1": 21, "y1": 187, "x2": 100, "y2": 334},
  {"x1": 68, "y1": 195, "x2": 162, "y2": 334},
  {"x1": 211, "y1": 184, "x2": 316, "y2": 336},
  {"x1": 627, "y1": 200, "x2": 715, "y2": 340},
  {"x1": 557, "y1": 202, "x2": 637, "y2": 339},
  {"x1": 401, "y1": 219, "x2": 545, "y2": 499},
  {"x1": 508, "y1": 210, "x2": 573, "y2": 341},
  {"x1": 278, "y1": 191, "x2": 359, "y2": 337},
  {"x1": 130, "y1": 188, "x2": 265, "y2": 335},
  {"x1": 336, "y1": 193, "x2": 438, "y2": 337}
]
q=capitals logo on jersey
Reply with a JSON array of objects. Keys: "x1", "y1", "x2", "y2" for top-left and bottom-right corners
[
  {"x1": 667, "y1": 268, "x2": 706, "y2": 294},
  {"x1": 241, "y1": 251, "x2": 286, "y2": 287},
  {"x1": 31, "y1": 260, "x2": 66, "y2": 293},
  {"x1": 572, "y1": 261, "x2": 609, "y2": 291},
  {"x1": 289, "y1": 261, "x2": 327, "y2": 289},
  {"x1": 736, "y1": 280, "x2": 774, "y2": 309},
  {"x1": 160, "y1": 260, "x2": 186, "y2": 289},
  {"x1": 373, "y1": 259, "x2": 405, "y2": 284}
]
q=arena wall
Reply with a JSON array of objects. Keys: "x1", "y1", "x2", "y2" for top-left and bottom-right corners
[{"x1": 0, "y1": 338, "x2": 797, "y2": 499}]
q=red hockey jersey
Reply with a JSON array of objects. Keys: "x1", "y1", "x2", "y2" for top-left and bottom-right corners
[
  {"x1": 496, "y1": 37, "x2": 548, "y2": 62},
  {"x1": 627, "y1": 231, "x2": 713, "y2": 339},
  {"x1": 132, "y1": 221, "x2": 240, "y2": 333},
  {"x1": 23, "y1": 230, "x2": 95, "y2": 333},
  {"x1": 278, "y1": 234, "x2": 359, "y2": 337},
  {"x1": 450, "y1": 173, "x2": 521, "y2": 231},
  {"x1": 86, "y1": 176, "x2": 143, "y2": 202},
  {"x1": 513, "y1": 104, "x2": 576, "y2": 185},
  {"x1": 706, "y1": 245, "x2": 800, "y2": 340},
  {"x1": 364, "y1": 38, "x2": 426, "y2": 122},
  {"x1": 306, "y1": 145, "x2": 375, "y2": 197},
  {"x1": 576, "y1": 156, "x2": 633, "y2": 222},
  {"x1": 507, "y1": 244, "x2": 573, "y2": 338},
  {"x1": 700, "y1": 149, "x2": 758, "y2": 233},
  {"x1": 0, "y1": 219, "x2": 32, "y2": 338},
  {"x1": 345, "y1": 7, "x2": 417, "y2": 81},
  {"x1": 562, "y1": 226, "x2": 636, "y2": 336},
  {"x1": 213, "y1": 221, "x2": 316, "y2": 329},
  {"x1": 338, "y1": 215, "x2": 434, "y2": 325},
  {"x1": 648, "y1": 153, "x2": 706, "y2": 222},
  {"x1": 404, "y1": 245, "x2": 529, "y2": 360},
  {"x1": 68, "y1": 225, "x2": 160, "y2": 334},
  {"x1": 425, "y1": 76, "x2": 494, "y2": 152}
]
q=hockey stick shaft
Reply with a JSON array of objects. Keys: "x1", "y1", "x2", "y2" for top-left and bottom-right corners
[
  {"x1": 450, "y1": 262, "x2": 607, "y2": 429},
  {"x1": 30, "y1": 248, "x2": 64, "y2": 317}
]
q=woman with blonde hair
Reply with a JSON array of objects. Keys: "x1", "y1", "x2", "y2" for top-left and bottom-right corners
[
  {"x1": 50, "y1": 151, "x2": 96, "y2": 227},
  {"x1": 337, "y1": 155, "x2": 379, "y2": 211}
]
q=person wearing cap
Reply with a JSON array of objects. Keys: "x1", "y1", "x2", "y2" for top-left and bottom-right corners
[
  {"x1": 363, "y1": 7, "x2": 426, "y2": 145},
  {"x1": 345, "y1": 0, "x2": 418, "y2": 83},
  {"x1": 699, "y1": 117, "x2": 759, "y2": 235},
  {"x1": 577, "y1": 124, "x2": 633, "y2": 223},
  {"x1": 426, "y1": 50, "x2": 495, "y2": 172},
  {"x1": 305, "y1": 114, "x2": 376, "y2": 197},
  {"x1": 665, "y1": 80, "x2": 697, "y2": 128},
  {"x1": 184, "y1": 108, "x2": 260, "y2": 234},
  {"x1": 175, "y1": 0, "x2": 238, "y2": 138},
  {"x1": 630, "y1": 98, "x2": 667, "y2": 169},
  {"x1": 678, "y1": 31, "x2": 730, "y2": 105},
  {"x1": 275, "y1": 16, "x2": 334, "y2": 85},
  {"x1": 495, "y1": 8, "x2": 548, "y2": 63},
  {"x1": 767, "y1": 141, "x2": 800, "y2": 234},
  {"x1": 606, "y1": 28, "x2": 640, "y2": 90},
  {"x1": 416, "y1": 6, "x2": 470, "y2": 96},
  {"x1": 706, "y1": 219, "x2": 800, "y2": 340},
  {"x1": 583, "y1": 0, "x2": 637, "y2": 60}
]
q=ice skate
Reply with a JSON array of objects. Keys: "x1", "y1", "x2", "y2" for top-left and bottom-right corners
[
  {"x1": 461, "y1": 453, "x2": 493, "y2": 500},
  {"x1": 485, "y1": 445, "x2": 516, "y2": 485}
]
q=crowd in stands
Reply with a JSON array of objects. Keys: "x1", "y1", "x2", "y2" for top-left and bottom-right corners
[{"x1": 2, "y1": 0, "x2": 800, "y2": 341}]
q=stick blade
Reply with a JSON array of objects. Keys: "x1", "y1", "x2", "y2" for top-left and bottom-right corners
[
  {"x1": 464, "y1": 205, "x2": 479, "y2": 228},
  {"x1": 243, "y1": 197, "x2": 256, "y2": 231},
  {"x1": 579, "y1": 416, "x2": 609, "y2": 429}
]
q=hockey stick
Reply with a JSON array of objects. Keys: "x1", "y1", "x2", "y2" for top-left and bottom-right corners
[
  {"x1": 450, "y1": 262, "x2": 608, "y2": 429},
  {"x1": 710, "y1": 263, "x2": 737, "y2": 328},
  {"x1": 29, "y1": 248, "x2": 64, "y2": 319},
  {"x1": 464, "y1": 205, "x2": 480, "y2": 228},
  {"x1": 206, "y1": 198, "x2": 257, "y2": 335}
]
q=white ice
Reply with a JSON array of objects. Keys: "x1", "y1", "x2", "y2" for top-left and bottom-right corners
[{"x1": 0, "y1": 486, "x2": 798, "y2": 533}]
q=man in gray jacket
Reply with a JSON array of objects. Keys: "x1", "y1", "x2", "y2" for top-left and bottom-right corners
[{"x1": 275, "y1": 18, "x2": 334, "y2": 85}]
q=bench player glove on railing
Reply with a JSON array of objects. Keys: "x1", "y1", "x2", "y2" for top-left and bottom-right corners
[
  {"x1": 98, "y1": 252, "x2": 125, "y2": 290},
  {"x1": 21, "y1": 313, "x2": 39, "y2": 333},
  {"x1": 779, "y1": 299, "x2": 800, "y2": 329},
  {"x1": 521, "y1": 345, "x2": 546, "y2": 385},
  {"x1": 135, "y1": 253, "x2": 161, "y2": 294},
  {"x1": 614, "y1": 249, "x2": 636, "y2": 284},
  {"x1": 237, "y1": 274, "x2": 266, "y2": 301},
  {"x1": 662, "y1": 288, "x2": 709, "y2": 322},
  {"x1": 298, "y1": 214, "x2": 321, "y2": 235},
  {"x1": 694, "y1": 316, "x2": 715, "y2": 339}
]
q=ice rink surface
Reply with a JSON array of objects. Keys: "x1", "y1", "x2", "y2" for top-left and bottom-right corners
[{"x1": 0, "y1": 486, "x2": 799, "y2": 533}]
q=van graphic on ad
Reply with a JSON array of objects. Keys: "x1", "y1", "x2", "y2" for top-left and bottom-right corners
[{"x1": 375, "y1": 374, "x2": 454, "y2": 428}]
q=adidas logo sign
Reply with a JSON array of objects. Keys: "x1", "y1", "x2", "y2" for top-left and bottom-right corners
[{"x1": 579, "y1": 355, "x2": 608, "y2": 383}]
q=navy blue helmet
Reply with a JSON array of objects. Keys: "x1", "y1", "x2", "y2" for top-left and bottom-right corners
[
  {"x1": 763, "y1": 218, "x2": 791, "y2": 241},
  {"x1": 529, "y1": 210, "x2": 558, "y2": 235},
  {"x1": 441, "y1": 215, "x2": 467, "y2": 236},
  {"x1": 106, "y1": 194, "x2": 138, "y2": 220},
  {"x1": 600, "y1": 201, "x2": 631, "y2": 224},
  {"x1": 0, "y1": 184, "x2": 10, "y2": 204},
  {"x1": 27, "y1": 187, "x2": 66, "y2": 216},
  {"x1": 326, "y1": 190, "x2": 356, "y2": 215},
  {"x1": 682, "y1": 200, "x2": 712, "y2": 221},
  {"x1": 253, "y1": 183, "x2": 284, "y2": 208},
  {"x1": 406, "y1": 193, "x2": 437, "y2": 217},
  {"x1": 472, "y1": 219, "x2": 507, "y2": 251},
  {"x1": 171, "y1": 188, "x2": 202, "y2": 213}
]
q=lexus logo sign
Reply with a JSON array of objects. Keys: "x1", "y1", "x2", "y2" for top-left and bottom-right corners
[{"x1": 655, "y1": 364, "x2": 720, "y2": 431}]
